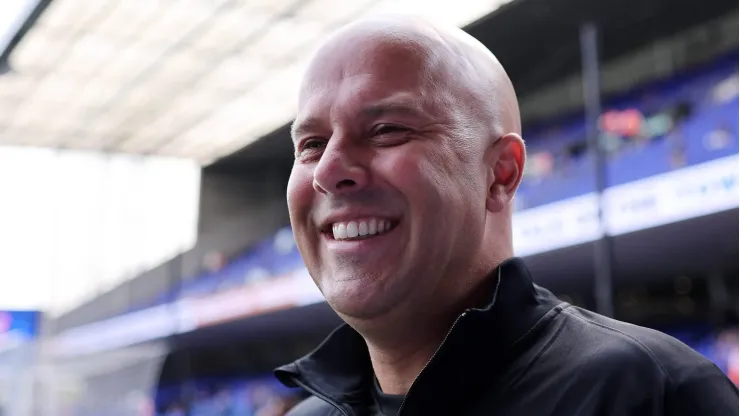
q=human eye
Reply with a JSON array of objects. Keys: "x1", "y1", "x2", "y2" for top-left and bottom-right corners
[
  {"x1": 371, "y1": 123, "x2": 409, "y2": 136},
  {"x1": 369, "y1": 124, "x2": 412, "y2": 147},
  {"x1": 296, "y1": 138, "x2": 327, "y2": 160}
]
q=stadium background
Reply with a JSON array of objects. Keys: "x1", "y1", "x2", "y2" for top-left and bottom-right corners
[{"x1": 0, "y1": 0, "x2": 737, "y2": 415}]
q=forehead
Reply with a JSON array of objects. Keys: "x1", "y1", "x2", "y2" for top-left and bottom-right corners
[
  {"x1": 296, "y1": 32, "x2": 445, "y2": 119},
  {"x1": 307, "y1": 32, "x2": 432, "y2": 84}
]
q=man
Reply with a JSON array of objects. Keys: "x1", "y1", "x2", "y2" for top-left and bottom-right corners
[{"x1": 275, "y1": 15, "x2": 738, "y2": 416}]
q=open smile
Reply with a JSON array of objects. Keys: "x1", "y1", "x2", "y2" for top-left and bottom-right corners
[{"x1": 321, "y1": 217, "x2": 400, "y2": 242}]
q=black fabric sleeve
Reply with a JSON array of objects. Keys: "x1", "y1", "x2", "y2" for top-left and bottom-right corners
[{"x1": 666, "y1": 360, "x2": 738, "y2": 415}]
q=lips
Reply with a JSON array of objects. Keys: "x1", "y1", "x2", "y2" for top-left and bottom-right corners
[{"x1": 330, "y1": 218, "x2": 397, "y2": 240}]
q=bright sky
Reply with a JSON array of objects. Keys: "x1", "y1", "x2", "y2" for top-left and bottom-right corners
[{"x1": 0, "y1": 146, "x2": 200, "y2": 316}]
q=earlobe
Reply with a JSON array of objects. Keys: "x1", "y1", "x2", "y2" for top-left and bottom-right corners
[
  {"x1": 485, "y1": 165, "x2": 503, "y2": 213},
  {"x1": 486, "y1": 183, "x2": 508, "y2": 213}
]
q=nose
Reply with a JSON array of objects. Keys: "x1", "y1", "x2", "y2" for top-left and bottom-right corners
[{"x1": 312, "y1": 139, "x2": 369, "y2": 195}]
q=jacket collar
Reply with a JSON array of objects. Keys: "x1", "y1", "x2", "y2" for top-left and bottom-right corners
[{"x1": 275, "y1": 257, "x2": 564, "y2": 414}]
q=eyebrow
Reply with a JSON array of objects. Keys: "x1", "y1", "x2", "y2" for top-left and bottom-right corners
[
  {"x1": 290, "y1": 93, "x2": 431, "y2": 141},
  {"x1": 291, "y1": 117, "x2": 322, "y2": 142},
  {"x1": 358, "y1": 96, "x2": 429, "y2": 120}
]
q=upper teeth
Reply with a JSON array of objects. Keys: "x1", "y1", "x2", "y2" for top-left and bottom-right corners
[{"x1": 332, "y1": 218, "x2": 391, "y2": 240}]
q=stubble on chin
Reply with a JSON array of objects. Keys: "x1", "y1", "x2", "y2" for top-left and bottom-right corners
[{"x1": 319, "y1": 266, "x2": 403, "y2": 321}]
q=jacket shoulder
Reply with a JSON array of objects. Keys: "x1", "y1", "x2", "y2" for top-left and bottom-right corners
[
  {"x1": 285, "y1": 396, "x2": 342, "y2": 416},
  {"x1": 562, "y1": 306, "x2": 714, "y2": 372},
  {"x1": 561, "y1": 306, "x2": 738, "y2": 414}
]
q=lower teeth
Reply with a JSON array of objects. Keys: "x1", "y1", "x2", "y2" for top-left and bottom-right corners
[{"x1": 339, "y1": 233, "x2": 379, "y2": 241}]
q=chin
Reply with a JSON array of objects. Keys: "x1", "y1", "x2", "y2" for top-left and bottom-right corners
[{"x1": 321, "y1": 275, "x2": 400, "y2": 321}]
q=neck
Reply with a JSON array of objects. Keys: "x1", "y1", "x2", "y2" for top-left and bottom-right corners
[
  {"x1": 354, "y1": 264, "x2": 501, "y2": 395},
  {"x1": 365, "y1": 312, "x2": 455, "y2": 395}
]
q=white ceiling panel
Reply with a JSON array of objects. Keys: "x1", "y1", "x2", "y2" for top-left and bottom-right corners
[
  {"x1": 198, "y1": 56, "x2": 265, "y2": 94},
  {"x1": 74, "y1": 78, "x2": 120, "y2": 108},
  {"x1": 10, "y1": 33, "x2": 68, "y2": 73},
  {"x1": 34, "y1": 0, "x2": 104, "y2": 31},
  {"x1": 0, "y1": 72, "x2": 35, "y2": 99},
  {"x1": 102, "y1": 43, "x2": 167, "y2": 80}
]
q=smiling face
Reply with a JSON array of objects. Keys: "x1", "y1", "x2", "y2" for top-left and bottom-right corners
[{"x1": 287, "y1": 19, "x2": 523, "y2": 322}]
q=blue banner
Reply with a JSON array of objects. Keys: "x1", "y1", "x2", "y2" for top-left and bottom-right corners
[{"x1": 0, "y1": 310, "x2": 40, "y2": 341}]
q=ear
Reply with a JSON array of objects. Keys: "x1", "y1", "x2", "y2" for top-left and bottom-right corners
[{"x1": 485, "y1": 133, "x2": 525, "y2": 213}]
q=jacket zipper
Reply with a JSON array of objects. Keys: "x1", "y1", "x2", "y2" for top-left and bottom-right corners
[
  {"x1": 397, "y1": 311, "x2": 468, "y2": 415},
  {"x1": 292, "y1": 378, "x2": 350, "y2": 416}
]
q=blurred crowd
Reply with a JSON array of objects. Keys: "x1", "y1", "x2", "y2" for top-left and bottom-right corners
[
  {"x1": 157, "y1": 380, "x2": 302, "y2": 416},
  {"x1": 522, "y1": 68, "x2": 738, "y2": 183}
]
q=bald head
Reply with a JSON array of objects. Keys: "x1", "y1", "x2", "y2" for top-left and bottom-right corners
[
  {"x1": 299, "y1": 15, "x2": 521, "y2": 140},
  {"x1": 287, "y1": 14, "x2": 526, "y2": 330}
]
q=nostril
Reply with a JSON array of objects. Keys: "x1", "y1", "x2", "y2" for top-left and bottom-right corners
[{"x1": 335, "y1": 179, "x2": 356, "y2": 190}]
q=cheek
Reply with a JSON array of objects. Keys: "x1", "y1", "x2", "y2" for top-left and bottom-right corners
[
  {"x1": 384, "y1": 144, "x2": 484, "y2": 221},
  {"x1": 287, "y1": 167, "x2": 322, "y2": 268},
  {"x1": 286, "y1": 166, "x2": 314, "y2": 224},
  {"x1": 373, "y1": 146, "x2": 453, "y2": 216}
]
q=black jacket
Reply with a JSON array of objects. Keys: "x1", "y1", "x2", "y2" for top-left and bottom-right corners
[{"x1": 275, "y1": 258, "x2": 738, "y2": 415}]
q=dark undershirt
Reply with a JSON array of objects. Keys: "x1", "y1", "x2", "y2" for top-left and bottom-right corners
[{"x1": 370, "y1": 377, "x2": 405, "y2": 416}]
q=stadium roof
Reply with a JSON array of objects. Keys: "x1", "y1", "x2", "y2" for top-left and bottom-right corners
[
  {"x1": 207, "y1": 0, "x2": 737, "y2": 173},
  {"x1": 0, "y1": 0, "x2": 513, "y2": 165}
]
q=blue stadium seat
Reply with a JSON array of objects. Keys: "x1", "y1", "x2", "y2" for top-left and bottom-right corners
[{"x1": 517, "y1": 55, "x2": 738, "y2": 209}]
